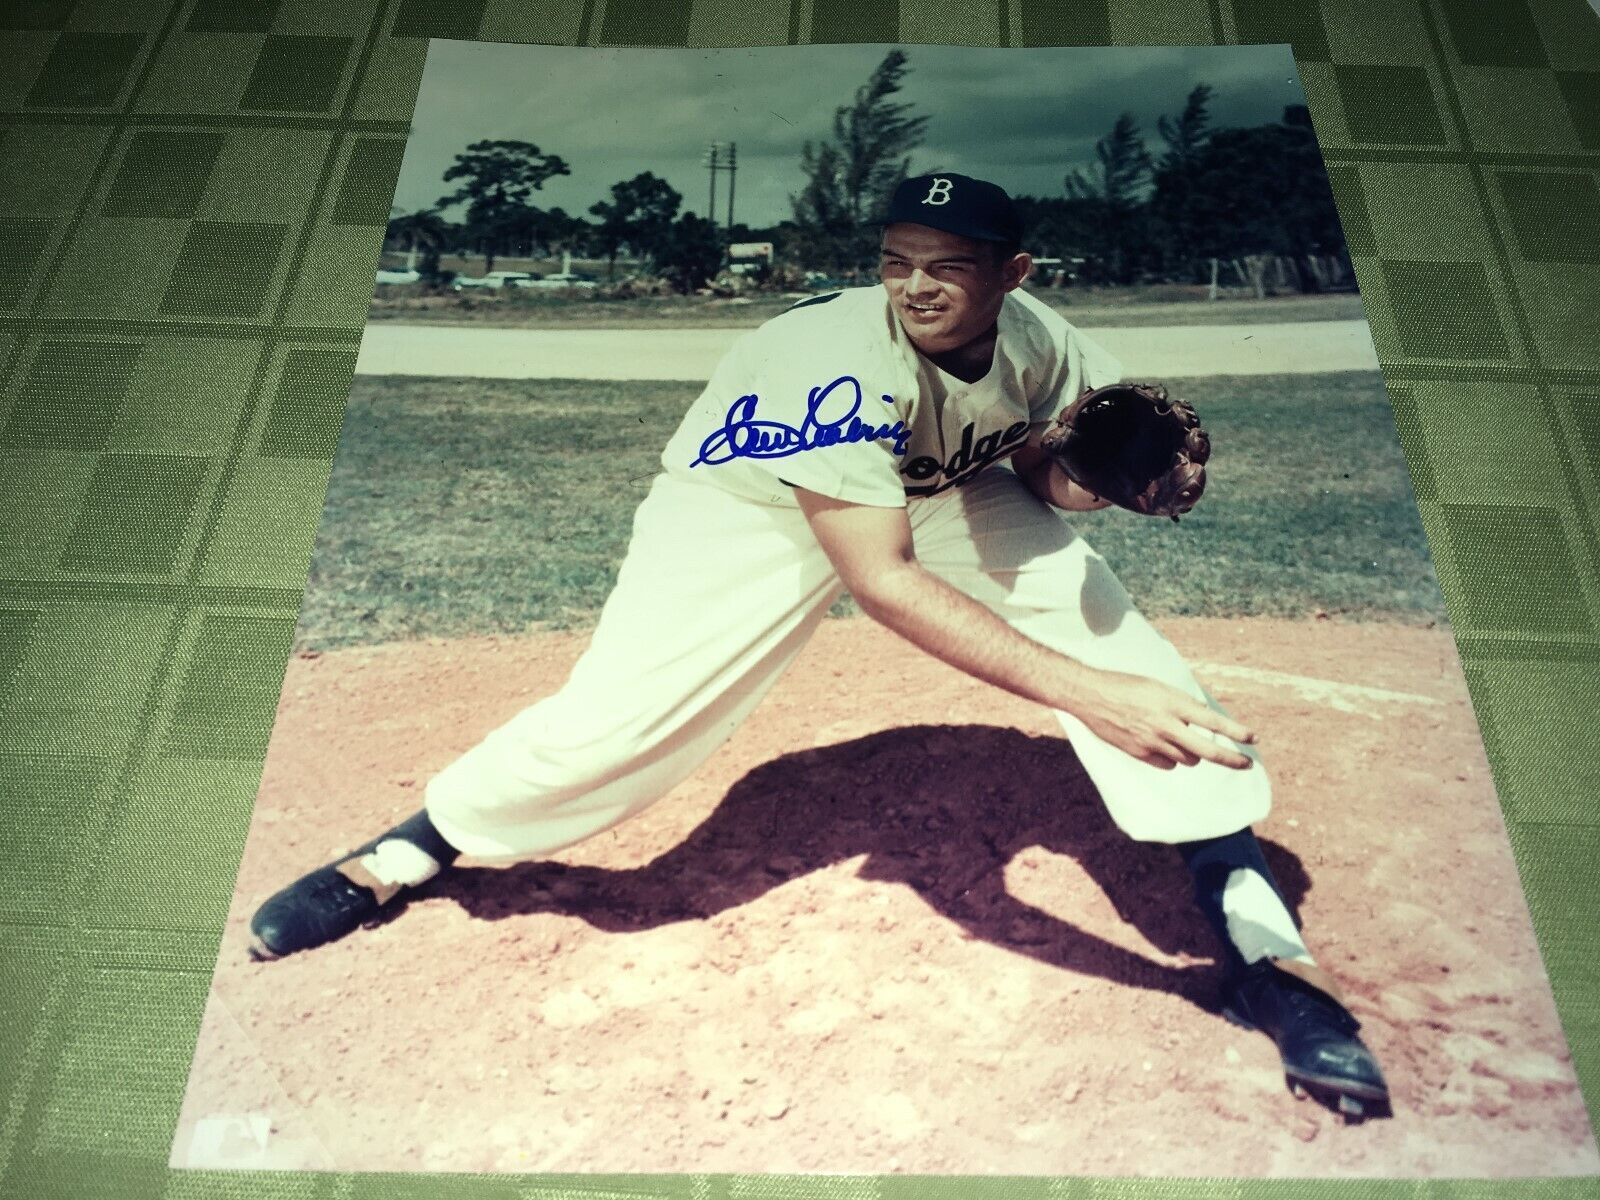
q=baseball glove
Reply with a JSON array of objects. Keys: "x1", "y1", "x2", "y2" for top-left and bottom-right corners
[{"x1": 1039, "y1": 382, "x2": 1210, "y2": 521}]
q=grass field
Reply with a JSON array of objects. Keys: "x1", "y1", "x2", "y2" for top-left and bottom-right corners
[
  {"x1": 294, "y1": 372, "x2": 1445, "y2": 651},
  {"x1": 366, "y1": 288, "x2": 1369, "y2": 331}
]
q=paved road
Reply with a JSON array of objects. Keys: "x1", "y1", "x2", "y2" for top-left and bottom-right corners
[{"x1": 355, "y1": 319, "x2": 1380, "y2": 381}]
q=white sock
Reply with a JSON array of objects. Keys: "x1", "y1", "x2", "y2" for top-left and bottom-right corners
[
  {"x1": 1222, "y1": 867, "x2": 1315, "y2": 965},
  {"x1": 358, "y1": 838, "x2": 443, "y2": 888}
]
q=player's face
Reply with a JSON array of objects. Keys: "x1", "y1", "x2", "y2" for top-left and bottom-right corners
[{"x1": 879, "y1": 223, "x2": 1030, "y2": 355}]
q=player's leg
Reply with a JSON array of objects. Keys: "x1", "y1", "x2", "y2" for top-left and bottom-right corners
[
  {"x1": 911, "y1": 467, "x2": 1268, "y2": 840},
  {"x1": 912, "y1": 468, "x2": 1389, "y2": 1115},
  {"x1": 251, "y1": 475, "x2": 842, "y2": 958},
  {"x1": 911, "y1": 471, "x2": 1302, "y2": 957},
  {"x1": 422, "y1": 475, "x2": 842, "y2": 860},
  {"x1": 1177, "y1": 827, "x2": 1387, "y2": 1112},
  {"x1": 1176, "y1": 827, "x2": 1307, "y2": 973}
]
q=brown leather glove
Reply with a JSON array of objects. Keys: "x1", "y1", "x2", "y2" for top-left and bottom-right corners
[{"x1": 1039, "y1": 382, "x2": 1210, "y2": 522}]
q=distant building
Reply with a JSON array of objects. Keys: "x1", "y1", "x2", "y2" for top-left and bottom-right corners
[
  {"x1": 1028, "y1": 256, "x2": 1084, "y2": 287},
  {"x1": 728, "y1": 241, "x2": 775, "y2": 275}
]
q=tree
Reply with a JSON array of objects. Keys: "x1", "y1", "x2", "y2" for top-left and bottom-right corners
[
  {"x1": 588, "y1": 172, "x2": 683, "y2": 277},
  {"x1": 385, "y1": 208, "x2": 451, "y2": 282},
  {"x1": 1176, "y1": 105, "x2": 1349, "y2": 292},
  {"x1": 789, "y1": 141, "x2": 853, "y2": 273},
  {"x1": 1023, "y1": 99, "x2": 1349, "y2": 295},
  {"x1": 654, "y1": 213, "x2": 725, "y2": 293},
  {"x1": 436, "y1": 139, "x2": 571, "y2": 273},
  {"x1": 1011, "y1": 194, "x2": 1103, "y2": 283},
  {"x1": 834, "y1": 49, "x2": 929, "y2": 225},
  {"x1": 1156, "y1": 84, "x2": 1213, "y2": 174},
  {"x1": 1150, "y1": 85, "x2": 1215, "y2": 281},
  {"x1": 538, "y1": 207, "x2": 594, "y2": 263},
  {"x1": 1064, "y1": 114, "x2": 1153, "y2": 284},
  {"x1": 1065, "y1": 113, "x2": 1153, "y2": 212},
  {"x1": 790, "y1": 49, "x2": 929, "y2": 275}
]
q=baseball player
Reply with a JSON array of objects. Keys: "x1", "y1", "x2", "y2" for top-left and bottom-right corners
[{"x1": 251, "y1": 173, "x2": 1390, "y2": 1118}]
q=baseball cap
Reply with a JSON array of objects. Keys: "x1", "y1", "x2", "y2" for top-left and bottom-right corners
[{"x1": 878, "y1": 172, "x2": 1023, "y2": 247}]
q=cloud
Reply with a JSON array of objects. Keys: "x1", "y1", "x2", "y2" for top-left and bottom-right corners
[{"x1": 395, "y1": 42, "x2": 1308, "y2": 226}]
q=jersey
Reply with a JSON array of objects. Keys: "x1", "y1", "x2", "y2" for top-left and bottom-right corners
[{"x1": 660, "y1": 285, "x2": 1123, "y2": 508}]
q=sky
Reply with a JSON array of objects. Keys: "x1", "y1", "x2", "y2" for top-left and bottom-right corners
[{"x1": 393, "y1": 42, "x2": 1308, "y2": 230}]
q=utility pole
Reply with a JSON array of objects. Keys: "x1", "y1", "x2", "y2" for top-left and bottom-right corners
[
  {"x1": 704, "y1": 141, "x2": 738, "y2": 234},
  {"x1": 703, "y1": 142, "x2": 725, "y2": 226}
]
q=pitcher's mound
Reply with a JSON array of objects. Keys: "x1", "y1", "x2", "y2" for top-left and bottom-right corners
[{"x1": 175, "y1": 618, "x2": 1598, "y2": 1177}]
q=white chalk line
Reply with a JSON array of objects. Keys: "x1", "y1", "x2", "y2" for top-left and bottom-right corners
[{"x1": 1191, "y1": 662, "x2": 1444, "y2": 717}]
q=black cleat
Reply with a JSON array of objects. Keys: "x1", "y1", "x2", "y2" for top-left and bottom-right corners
[
  {"x1": 249, "y1": 864, "x2": 383, "y2": 960},
  {"x1": 1223, "y1": 958, "x2": 1391, "y2": 1121},
  {"x1": 249, "y1": 836, "x2": 434, "y2": 960}
]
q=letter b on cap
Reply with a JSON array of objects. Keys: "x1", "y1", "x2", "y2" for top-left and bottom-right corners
[{"x1": 922, "y1": 178, "x2": 953, "y2": 206}]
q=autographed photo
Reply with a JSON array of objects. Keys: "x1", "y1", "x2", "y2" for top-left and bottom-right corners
[{"x1": 173, "y1": 41, "x2": 1598, "y2": 1176}]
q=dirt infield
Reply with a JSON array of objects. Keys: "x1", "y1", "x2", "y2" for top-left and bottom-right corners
[{"x1": 175, "y1": 618, "x2": 1598, "y2": 1177}]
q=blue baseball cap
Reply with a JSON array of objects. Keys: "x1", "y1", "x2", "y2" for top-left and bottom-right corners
[{"x1": 878, "y1": 172, "x2": 1023, "y2": 247}]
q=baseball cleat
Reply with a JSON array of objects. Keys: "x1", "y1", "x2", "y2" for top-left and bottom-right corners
[
  {"x1": 248, "y1": 836, "x2": 440, "y2": 959},
  {"x1": 1222, "y1": 958, "x2": 1391, "y2": 1121}
]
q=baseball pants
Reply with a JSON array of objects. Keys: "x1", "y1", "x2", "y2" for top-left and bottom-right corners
[{"x1": 423, "y1": 467, "x2": 1270, "y2": 861}]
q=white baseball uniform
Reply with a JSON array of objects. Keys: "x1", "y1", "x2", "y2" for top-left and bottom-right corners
[{"x1": 423, "y1": 285, "x2": 1270, "y2": 861}]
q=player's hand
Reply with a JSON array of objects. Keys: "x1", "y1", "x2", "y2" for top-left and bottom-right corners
[
  {"x1": 1057, "y1": 475, "x2": 1113, "y2": 511},
  {"x1": 1068, "y1": 668, "x2": 1256, "y2": 770},
  {"x1": 1012, "y1": 445, "x2": 1114, "y2": 512}
]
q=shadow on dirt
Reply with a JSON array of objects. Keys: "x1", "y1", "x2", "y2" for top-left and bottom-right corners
[{"x1": 431, "y1": 723, "x2": 1309, "y2": 1016}]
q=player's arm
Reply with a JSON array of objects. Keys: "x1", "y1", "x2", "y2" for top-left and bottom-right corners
[
  {"x1": 1009, "y1": 441, "x2": 1112, "y2": 512},
  {"x1": 793, "y1": 488, "x2": 1254, "y2": 770}
]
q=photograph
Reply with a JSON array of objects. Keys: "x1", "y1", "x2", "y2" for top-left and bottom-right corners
[{"x1": 169, "y1": 40, "x2": 1598, "y2": 1176}]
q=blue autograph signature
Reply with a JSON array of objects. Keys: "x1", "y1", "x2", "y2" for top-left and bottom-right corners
[{"x1": 690, "y1": 375, "x2": 910, "y2": 467}]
